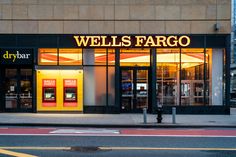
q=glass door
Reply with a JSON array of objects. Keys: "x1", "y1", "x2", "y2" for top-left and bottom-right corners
[
  {"x1": 121, "y1": 68, "x2": 149, "y2": 112},
  {"x1": 136, "y1": 69, "x2": 149, "y2": 110},
  {"x1": 19, "y1": 69, "x2": 33, "y2": 110},
  {"x1": 4, "y1": 68, "x2": 32, "y2": 112}
]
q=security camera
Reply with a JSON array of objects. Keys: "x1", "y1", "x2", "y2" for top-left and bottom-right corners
[{"x1": 214, "y1": 23, "x2": 220, "y2": 31}]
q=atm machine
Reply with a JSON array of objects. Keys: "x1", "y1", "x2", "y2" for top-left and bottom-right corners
[
  {"x1": 42, "y1": 79, "x2": 56, "y2": 107},
  {"x1": 63, "y1": 79, "x2": 78, "y2": 107}
]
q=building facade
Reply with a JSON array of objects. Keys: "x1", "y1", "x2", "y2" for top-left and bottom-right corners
[{"x1": 0, "y1": 0, "x2": 232, "y2": 114}]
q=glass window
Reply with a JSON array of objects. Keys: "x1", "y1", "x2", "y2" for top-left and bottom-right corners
[
  {"x1": 108, "y1": 49, "x2": 115, "y2": 65},
  {"x1": 120, "y1": 48, "x2": 150, "y2": 66},
  {"x1": 181, "y1": 48, "x2": 204, "y2": 106},
  {"x1": 38, "y1": 48, "x2": 57, "y2": 65},
  {"x1": 84, "y1": 66, "x2": 107, "y2": 106},
  {"x1": 108, "y1": 67, "x2": 115, "y2": 106},
  {"x1": 205, "y1": 49, "x2": 210, "y2": 105},
  {"x1": 83, "y1": 48, "x2": 107, "y2": 65},
  {"x1": 59, "y1": 49, "x2": 82, "y2": 65},
  {"x1": 156, "y1": 48, "x2": 180, "y2": 106}
]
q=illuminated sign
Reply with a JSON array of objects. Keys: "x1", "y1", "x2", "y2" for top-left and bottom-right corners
[
  {"x1": 43, "y1": 79, "x2": 56, "y2": 87},
  {"x1": 0, "y1": 48, "x2": 33, "y2": 64},
  {"x1": 73, "y1": 35, "x2": 190, "y2": 48},
  {"x1": 64, "y1": 79, "x2": 77, "y2": 87}
]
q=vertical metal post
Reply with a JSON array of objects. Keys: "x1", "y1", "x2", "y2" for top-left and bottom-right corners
[
  {"x1": 143, "y1": 107, "x2": 147, "y2": 124},
  {"x1": 151, "y1": 48, "x2": 157, "y2": 113},
  {"x1": 172, "y1": 107, "x2": 176, "y2": 124}
]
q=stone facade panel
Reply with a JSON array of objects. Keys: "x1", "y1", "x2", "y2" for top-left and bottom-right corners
[
  {"x1": 39, "y1": 21, "x2": 63, "y2": 33},
  {"x1": 0, "y1": 21, "x2": 12, "y2": 33},
  {"x1": 115, "y1": 21, "x2": 139, "y2": 34},
  {"x1": 12, "y1": 5, "x2": 28, "y2": 19},
  {"x1": 115, "y1": 5, "x2": 129, "y2": 19},
  {"x1": 28, "y1": 5, "x2": 53, "y2": 19},
  {"x1": 130, "y1": 5, "x2": 155, "y2": 20},
  {"x1": 140, "y1": 21, "x2": 165, "y2": 34},
  {"x1": 63, "y1": 21, "x2": 89, "y2": 34},
  {"x1": 13, "y1": 21, "x2": 38, "y2": 33},
  {"x1": 78, "y1": 5, "x2": 104, "y2": 20},
  {"x1": 89, "y1": 21, "x2": 114, "y2": 34},
  {"x1": 166, "y1": 21, "x2": 191, "y2": 34},
  {"x1": 2, "y1": 5, "x2": 12, "y2": 19},
  {"x1": 181, "y1": 5, "x2": 206, "y2": 19},
  {"x1": 217, "y1": 5, "x2": 231, "y2": 19}
]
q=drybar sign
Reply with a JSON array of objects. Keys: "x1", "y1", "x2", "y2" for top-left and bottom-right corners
[
  {"x1": 73, "y1": 35, "x2": 190, "y2": 48},
  {"x1": 0, "y1": 48, "x2": 33, "y2": 65}
]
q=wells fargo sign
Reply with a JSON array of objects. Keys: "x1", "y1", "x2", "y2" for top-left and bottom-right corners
[{"x1": 73, "y1": 35, "x2": 190, "y2": 48}]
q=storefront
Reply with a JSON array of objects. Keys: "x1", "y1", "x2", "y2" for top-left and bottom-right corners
[{"x1": 0, "y1": 34, "x2": 231, "y2": 114}]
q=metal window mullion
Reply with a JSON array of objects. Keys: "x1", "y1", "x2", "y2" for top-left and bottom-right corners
[
  {"x1": 106, "y1": 48, "x2": 108, "y2": 112},
  {"x1": 204, "y1": 37, "x2": 207, "y2": 106},
  {"x1": 179, "y1": 48, "x2": 182, "y2": 106}
]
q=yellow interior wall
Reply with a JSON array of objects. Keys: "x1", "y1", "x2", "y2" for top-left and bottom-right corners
[{"x1": 37, "y1": 70, "x2": 83, "y2": 111}]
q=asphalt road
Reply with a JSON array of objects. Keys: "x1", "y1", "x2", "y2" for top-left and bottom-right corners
[{"x1": 0, "y1": 127, "x2": 236, "y2": 157}]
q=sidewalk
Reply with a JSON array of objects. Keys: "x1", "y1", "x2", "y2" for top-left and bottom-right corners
[{"x1": 0, "y1": 113, "x2": 236, "y2": 128}]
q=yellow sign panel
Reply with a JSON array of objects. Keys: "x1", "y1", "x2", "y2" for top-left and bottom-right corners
[
  {"x1": 36, "y1": 70, "x2": 83, "y2": 112},
  {"x1": 73, "y1": 35, "x2": 191, "y2": 48}
]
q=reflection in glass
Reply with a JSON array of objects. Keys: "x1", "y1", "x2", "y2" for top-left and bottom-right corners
[
  {"x1": 38, "y1": 48, "x2": 57, "y2": 65},
  {"x1": 64, "y1": 88, "x2": 77, "y2": 102},
  {"x1": 108, "y1": 67, "x2": 115, "y2": 106},
  {"x1": 136, "y1": 70, "x2": 148, "y2": 109},
  {"x1": 5, "y1": 69, "x2": 17, "y2": 109},
  {"x1": 84, "y1": 66, "x2": 106, "y2": 106},
  {"x1": 121, "y1": 69, "x2": 149, "y2": 111},
  {"x1": 20, "y1": 69, "x2": 32, "y2": 109},
  {"x1": 120, "y1": 48, "x2": 150, "y2": 66},
  {"x1": 83, "y1": 49, "x2": 107, "y2": 65},
  {"x1": 43, "y1": 88, "x2": 56, "y2": 102},
  {"x1": 181, "y1": 48, "x2": 204, "y2": 106},
  {"x1": 59, "y1": 49, "x2": 82, "y2": 65},
  {"x1": 121, "y1": 70, "x2": 133, "y2": 111},
  {"x1": 156, "y1": 49, "x2": 179, "y2": 106},
  {"x1": 108, "y1": 49, "x2": 115, "y2": 65}
]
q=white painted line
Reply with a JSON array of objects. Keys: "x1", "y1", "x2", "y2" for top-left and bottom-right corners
[{"x1": 50, "y1": 129, "x2": 120, "y2": 134}]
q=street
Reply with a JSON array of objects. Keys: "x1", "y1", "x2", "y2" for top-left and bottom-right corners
[{"x1": 0, "y1": 127, "x2": 235, "y2": 156}]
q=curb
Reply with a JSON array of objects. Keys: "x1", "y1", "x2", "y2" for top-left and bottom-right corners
[{"x1": 0, "y1": 123, "x2": 235, "y2": 128}]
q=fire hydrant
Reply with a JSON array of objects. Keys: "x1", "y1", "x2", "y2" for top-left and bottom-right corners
[{"x1": 156, "y1": 106, "x2": 163, "y2": 123}]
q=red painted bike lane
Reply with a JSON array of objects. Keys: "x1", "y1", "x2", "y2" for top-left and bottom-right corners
[
  {"x1": 0, "y1": 128, "x2": 55, "y2": 134},
  {"x1": 120, "y1": 129, "x2": 236, "y2": 137}
]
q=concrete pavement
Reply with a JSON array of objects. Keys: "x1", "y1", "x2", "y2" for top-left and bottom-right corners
[{"x1": 0, "y1": 113, "x2": 236, "y2": 127}]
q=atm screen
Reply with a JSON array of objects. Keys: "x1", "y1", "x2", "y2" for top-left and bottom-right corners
[
  {"x1": 43, "y1": 88, "x2": 56, "y2": 102},
  {"x1": 64, "y1": 87, "x2": 77, "y2": 102}
]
